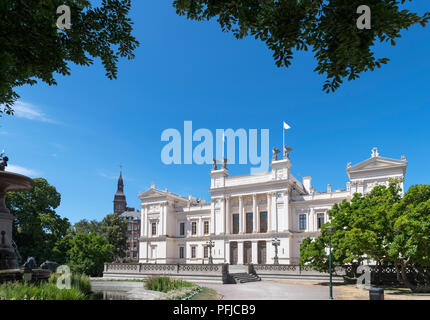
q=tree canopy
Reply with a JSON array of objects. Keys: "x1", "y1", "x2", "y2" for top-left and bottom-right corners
[
  {"x1": 66, "y1": 232, "x2": 115, "y2": 276},
  {"x1": 0, "y1": 0, "x2": 139, "y2": 116},
  {"x1": 6, "y1": 178, "x2": 71, "y2": 264},
  {"x1": 299, "y1": 181, "x2": 430, "y2": 292},
  {"x1": 72, "y1": 213, "x2": 127, "y2": 260},
  {"x1": 173, "y1": 0, "x2": 429, "y2": 92}
]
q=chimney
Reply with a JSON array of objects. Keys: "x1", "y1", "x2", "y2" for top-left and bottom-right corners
[
  {"x1": 327, "y1": 184, "x2": 332, "y2": 193},
  {"x1": 303, "y1": 177, "x2": 312, "y2": 193}
]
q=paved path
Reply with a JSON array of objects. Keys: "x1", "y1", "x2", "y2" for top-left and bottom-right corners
[{"x1": 197, "y1": 280, "x2": 337, "y2": 300}]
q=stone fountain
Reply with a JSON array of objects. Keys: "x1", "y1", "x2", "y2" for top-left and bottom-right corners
[
  {"x1": 0, "y1": 154, "x2": 34, "y2": 270},
  {"x1": 0, "y1": 154, "x2": 51, "y2": 282}
]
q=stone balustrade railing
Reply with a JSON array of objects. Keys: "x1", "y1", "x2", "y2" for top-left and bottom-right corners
[
  {"x1": 249, "y1": 264, "x2": 346, "y2": 281},
  {"x1": 103, "y1": 263, "x2": 229, "y2": 283}
]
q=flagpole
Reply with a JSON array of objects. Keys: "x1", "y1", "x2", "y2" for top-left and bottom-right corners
[
  {"x1": 222, "y1": 132, "x2": 225, "y2": 160},
  {"x1": 283, "y1": 123, "x2": 285, "y2": 149}
]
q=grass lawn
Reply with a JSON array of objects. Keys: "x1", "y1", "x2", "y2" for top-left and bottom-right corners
[{"x1": 190, "y1": 287, "x2": 219, "y2": 300}]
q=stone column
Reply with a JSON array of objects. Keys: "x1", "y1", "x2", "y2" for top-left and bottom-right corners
[
  {"x1": 251, "y1": 241, "x2": 258, "y2": 264},
  {"x1": 163, "y1": 203, "x2": 168, "y2": 235},
  {"x1": 225, "y1": 241, "x2": 230, "y2": 264},
  {"x1": 267, "y1": 193, "x2": 272, "y2": 232},
  {"x1": 226, "y1": 197, "x2": 231, "y2": 234},
  {"x1": 238, "y1": 196, "x2": 243, "y2": 234},
  {"x1": 220, "y1": 198, "x2": 225, "y2": 234},
  {"x1": 309, "y1": 208, "x2": 314, "y2": 232},
  {"x1": 256, "y1": 204, "x2": 260, "y2": 233},
  {"x1": 159, "y1": 206, "x2": 164, "y2": 237},
  {"x1": 142, "y1": 206, "x2": 147, "y2": 237},
  {"x1": 252, "y1": 194, "x2": 257, "y2": 233},
  {"x1": 237, "y1": 241, "x2": 244, "y2": 265},
  {"x1": 273, "y1": 193, "x2": 278, "y2": 232},
  {"x1": 198, "y1": 217, "x2": 202, "y2": 236},
  {"x1": 283, "y1": 191, "x2": 290, "y2": 232},
  {"x1": 265, "y1": 239, "x2": 272, "y2": 264},
  {"x1": 210, "y1": 200, "x2": 216, "y2": 234}
]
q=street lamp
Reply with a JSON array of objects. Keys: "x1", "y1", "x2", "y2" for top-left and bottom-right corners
[
  {"x1": 206, "y1": 240, "x2": 215, "y2": 264},
  {"x1": 325, "y1": 225, "x2": 334, "y2": 300},
  {"x1": 272, "y1": 238, "x2": 280, "y2": 265}
]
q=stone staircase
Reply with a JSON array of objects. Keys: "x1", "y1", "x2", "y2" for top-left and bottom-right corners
[
  {"x1": 228, "y1": 265, "x2": 261, "y2": 284},
  {"x1": 230, "y1": 272, "x2": 261, "y2": 284}
]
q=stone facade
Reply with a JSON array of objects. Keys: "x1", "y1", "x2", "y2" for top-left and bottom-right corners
[{"x1": 138, "y1": 147, "x2": 407, "y2": 265}]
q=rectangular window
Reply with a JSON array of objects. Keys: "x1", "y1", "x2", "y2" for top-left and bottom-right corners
[
  {"x1": 133, "y1": 224, "x2": 138, "y2": 230},
  {"x1": 128, "y1": 225, "x2": 131, "y2": 230},
  {"x1": 259, "y1": 211, "x2": 268, "y2": 233},
  {"x1": 191, "y1": 246, "x2": 196, "y2": 258},
  {"x1": 299, "y1": 214, "x2": 307, "y2": 230},
  {"x1": 151, "y1": 222, "x2": 157, "y2": 236},
  {"x1": 232, "y1": 214, "x2": 239, "y2": 234},
  {"x1": 317, "y1": 213, "x2": 325, "y2": 229},
  {"x1": 180, "y1": 222, "x2": 185, "y2": 236},
  {"x1": 179, "y1": 247, "x2": 185, "y2": 259},
  {"x1": 133, "y1": 242, "x2": 137, "y2": 248},
  {"x1": 204, "y1": 221, "x2": 209, "y2": 234},
  {"x1": 191, "y1": 222, "x2": 197, "y2": 235},
  {"x1": 133, "y1": 251, "x2": 137, "y2": 258},
  {"x1": 204, "y1": 246, "x2": 208, "y2": 258},
  {"x1": 246, "y1": 212, "x2": 253, "y2": 233},
  {"x1": 133, "y1": 233, "x2": 138, "y2": 239}
]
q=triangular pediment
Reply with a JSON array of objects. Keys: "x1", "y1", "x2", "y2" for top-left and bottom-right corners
[
  {"x1": 348, "y1": 157, "x2": 406, "y2": 173},
  {"x1": 139, "y1": 188, "x2": 168, "y2": 199}
]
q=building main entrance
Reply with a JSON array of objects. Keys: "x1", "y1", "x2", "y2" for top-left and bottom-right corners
[
  {"x1": 230, "y1": 242, "x2": 238, "y2": 265},
  {"x1": 257, "y1": 241, "x2": 266, "y2": 264}
]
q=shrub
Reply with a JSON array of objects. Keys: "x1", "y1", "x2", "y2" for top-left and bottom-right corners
[
  {"x1": 145, "y1": 276, "x2": 193, "y2": 293},
  {"x1": 0, "y1": 281, "x2": 86, "y2": 300},
  {"x1": 48, "y1": 272, "x2": 92, "y2": 295}
]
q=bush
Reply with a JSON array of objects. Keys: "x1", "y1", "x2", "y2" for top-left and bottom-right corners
[
  {"x1": 48, "y1": 273, "x2": 92, "y2": 295},
  {"x1": 145, "y1": 276, "x2": 193, "y2": 293},
  {"x1": 0, "y1": 281, "x2": 86, "y2": 300},
  {"x1": 0, "y1": 273, "x2": 92, "y2": 300}
]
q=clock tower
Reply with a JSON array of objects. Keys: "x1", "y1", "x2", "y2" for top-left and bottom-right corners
[{"x1": 113, "y1": 170, "x2": 127, "y2": 214}]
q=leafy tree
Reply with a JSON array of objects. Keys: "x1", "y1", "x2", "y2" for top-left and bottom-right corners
[
  {"x1": 1, "y1": 0, "x2": 139, "y2": 116},
  {"x1": 99, "y1": 213, "x2": 128, "y2": 260},
  {"x1": 73, "y1": 219, "x2": 101, "y2": 234},
  {"x1": 299, "y1": 181, "x2": 430, "y2": 292},
  {"x1": 71, "y1": 213, "x2": 127, "y2": 260},
  {"x1": 67, "y1": 233, "x2": 114, "y2": 276},
  {"x1": 388, "y1": 185, "x2": 430, "y2": 292},
  {"x1": 300, "y1": 181, "x2": 402, "y2": 273},
  {"x1": 173, "y1": 0, "x2": 430, "y2": 92},
  {"x1": 6, "y1": 178, "x2": 71, "y2": 264}
]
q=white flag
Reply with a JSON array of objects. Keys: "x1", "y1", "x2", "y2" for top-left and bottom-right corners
[{"x1": 283, "y1": 121, "x2": 291, "y2": 130}]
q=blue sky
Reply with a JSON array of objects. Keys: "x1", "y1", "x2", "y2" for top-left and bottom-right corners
[{"x1": 2, "y1": 1, "x2": 429, "y2": 224}]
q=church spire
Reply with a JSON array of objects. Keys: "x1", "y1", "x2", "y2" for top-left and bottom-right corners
[
  {"x1": 113, "y1": 168, "x2": 127, "y2": 214},
  {"x1": 117, "y1": 169, "x2": 124, "y2": 193}
]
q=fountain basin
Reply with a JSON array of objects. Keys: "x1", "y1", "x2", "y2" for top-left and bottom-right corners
[
  {"x1": 0, "y1": 171, "x2": 34, "y2": 192},
  {"x1": 0, "y1": 268, "x2": 52, "y2": 283},
  {"x1": 0, "y1": 171, "x2": 34, "y2": 270}
]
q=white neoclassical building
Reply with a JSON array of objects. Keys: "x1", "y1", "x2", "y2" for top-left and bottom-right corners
[{"x1": 138, "y1": 147, "x2": 407, "y2": 265}]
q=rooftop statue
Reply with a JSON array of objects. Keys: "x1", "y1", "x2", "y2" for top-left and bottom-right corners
[
  {"x1": 0, "y1": 151, "x2": 8, "y2": 171},
  {"x1": 283, "y1": 145, "x2": 293, "y2": 160},
  {"x1": 272, "y1": 147, "x2": 281, "y2": 161},
  {"x1": 222, "y1": 157, "x2": 228, "y2": 169},
  {"x1": 212, "y1": 158, "x2": 218, "y2": 170}
]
